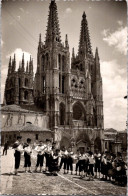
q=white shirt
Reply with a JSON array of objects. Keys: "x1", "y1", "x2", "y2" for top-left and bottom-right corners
[
  {"x1": 14, "y1": 141, "x2": 24, "y2": 153},
  {"x1": 88, "y1": 155, "x2": 95, "y2": 164},
  {"x1": 35, "y1": 145, "x2": 47, "y2": 155},
  {"x1": 24, "y1": 145, "x2": 32, "y2": 155}
]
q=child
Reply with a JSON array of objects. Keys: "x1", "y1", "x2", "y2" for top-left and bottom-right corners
[
  {"x1": 44, "y1": 139, "x2": 52, "y2": 172},
  {"x1": 94, "y1": 151, "x2": 101, "y2": 178},
  {"x1": 23, "y1": 138, "x2": 32, "y2": 173},
  {"x1": 49, "y1": 149, "x2": 60, "y2": 176},
  {"x1": 59, "y1": 146, "x2": 67, "y2": 169},
  {"x1": 79, "y1": 150, "x2": 88, "y2": 179},
  {"x1": 101, "y1": 153, "x2": 107, "y2": 180},
  {"x1": 35, "y1": 141, "x2": 47, "y2": 172},
  {"x1": 67, "y1": 148, "x2": 74, "y2": 175},
  {"x1": 59, "y1": 147, "x2": 68, "y2": 174},
  {"x1": 12, "y1": 136, "x2": 23, "y2": 175},
  {"x1": 75, "y1": 149, "x2": 81, "y2": 175},
  {"x1": 88, "y1": 151, "x2": 95, "y2": 180}
]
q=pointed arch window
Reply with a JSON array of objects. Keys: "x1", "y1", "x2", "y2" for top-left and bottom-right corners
[
  {"x1": 42, "y1": 76, "x2": 46, "y2": 93},
  {"x1": 59, "y1": 103, "x2": 65, "y2": 125},
  {"x1": 62, "y1": 56, "x2": 65, "y2": 71},
  {"x1": 58, "y1": 54, "x2": 61, "y2": 70},
  {"x1": 25, "y1": 78, "x2": 29, "y2": 87}
]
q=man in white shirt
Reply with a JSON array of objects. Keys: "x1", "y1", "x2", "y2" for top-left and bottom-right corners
[
  {"x1": 34, "y1": 141, "x2": 47, "y2": 172},
  {"x1": 44, "y1": 139, "x2": 52, "y2": 172},
  {"x1": 23, "y1": 138, "x2": 32, "y2": 173},
  {"x1": 12, "y1": 136, "x2": 23, "y2": 175}
]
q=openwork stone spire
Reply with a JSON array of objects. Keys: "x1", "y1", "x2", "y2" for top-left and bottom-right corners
[
  {"x1": 45, "y1": 0, "x2": 61, "y2": 45},
  {"x1": 78, "y1": 12, "x2": 92, "y2": 57}
]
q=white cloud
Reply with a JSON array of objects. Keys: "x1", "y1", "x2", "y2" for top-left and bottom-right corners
[
  {"x1": 102, "y1": 26, "x2": 127, "y2": 55},
  {"x1": 6, "y1": 48, "x2": 32, "y2": 71},
  {"x1": 65, "y1": 8, "x2": 72, "y2": 14},
  {"x1": 101, "y1": 60, "x2": 127, "y2": 130}
]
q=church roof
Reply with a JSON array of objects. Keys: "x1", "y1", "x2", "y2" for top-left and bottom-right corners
[
  {"x1": 1, "y1": 104, "x2": 44, "y2": 113},
  {"x1": 104, "y1": 128, "x2": 117, "y2": 133},
  {"x1": 2, "y1": 123, "x2": 51, "y2": 132},
  {"x1": 1, "y1": 104, "x2": 28, "y2": 112}
]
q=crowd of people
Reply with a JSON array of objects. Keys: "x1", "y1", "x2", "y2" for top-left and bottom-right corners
[{"x1": 11, "y1": 136, "x2": 127, "y2": 186}]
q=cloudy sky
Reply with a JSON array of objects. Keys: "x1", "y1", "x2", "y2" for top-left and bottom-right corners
[{"x1": 1, "y1": 0, "x2": 127, "y2": 131}]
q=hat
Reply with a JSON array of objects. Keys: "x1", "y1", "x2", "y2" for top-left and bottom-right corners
[
  {"x1": 27, "y1": 138, "x2": 31, "y2": 142},
  {"x1": 17, "y1": 136, "x2": 22, "y2": 140},
  {"x1": 46, "y1": 139, "x2": 51, "y2": 142}
]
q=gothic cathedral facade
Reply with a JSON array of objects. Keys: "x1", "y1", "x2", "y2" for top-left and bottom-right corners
[{"x1": 4, "y1": 0, "x2": 104, "y2": 152}]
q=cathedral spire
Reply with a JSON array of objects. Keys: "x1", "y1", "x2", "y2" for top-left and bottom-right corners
[
  {"x1": 22, "y1": 53, "x2": 25, "y2": 72},
  {"x1": 78, "y1": 12, "x2": 92, "y2": 57},
  {"x1": 8, "y1": 56, "x2": 12, "y2": 75},
  {"x1": 65, "y1": 34, "x2": 69, "y2": 48},
  {"x1": 72, "y1": 47, "x2": 75, "y2": 58},
  {"x1": 39, "y1": 33, "x2": 41, "y2": 43},
  {"x1": 95, "y1": 47, "x2": 101, "y2": 79},
  {"x1": 29, "y1": 55, "x2": 33, "y2": 74},
  {"x1": 26, "y1": 61, "x2": 29, "y2": 72},
  {"x1": 12, "y1": 53, "x2": 16, "y2": 72},
  {"x1": 45, "y1": 0, "x2": 61, "y2": 46}
]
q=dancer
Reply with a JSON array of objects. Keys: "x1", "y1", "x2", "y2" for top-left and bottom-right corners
[
  {"x1": 67, "y1": 148, "x2": 74, "y2": 175},
  {"x1": 23, "y1": 138, "x2": 32, "y2": 173},
  {"x1": 12, "y1": 136, "x2": 23, "y2": 175},
  {"x1": 35, "y1": 141, "x2": 47, "y2": 172},
  {"x1": 75, "y1": 149, "x2": 81, "y2": 175},
  {"x1": 49, "y1": 149, "x2": 60, "y2": 176},
  {"x1": 44, "y1": 139, "x2": 52, "y2": 172},
  {"x1": 88, "y1": 151, "x2": 95, "y2": 180},
  {"x1": 94, "y1": 150, "x2": 101, "y2": 178}
]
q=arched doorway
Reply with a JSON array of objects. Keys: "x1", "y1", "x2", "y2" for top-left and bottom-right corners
[
  {"x1": 60, "y1": 136, "x2": 70, "y2": 149},
  {"x1": 73, "y1": 102, "x2": 86, "y2": 121},
  {"x1": 76, "y1": 133, "x2": 91, "y2": 153},
  {"x1": 59, "y1": 102, "x2": 65, "y2": 125},
  {"x1": 94, "y1": 137, "x2": 101, "y2": 152}
]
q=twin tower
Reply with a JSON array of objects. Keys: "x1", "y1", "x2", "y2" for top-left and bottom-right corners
[{"x1": 4, "y1": 0, "x2": 104, "y2": 150}]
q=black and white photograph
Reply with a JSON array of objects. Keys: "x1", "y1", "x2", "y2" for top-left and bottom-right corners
[{"x1": 1, "y1": 0, "x2": 127, "y2": 195}]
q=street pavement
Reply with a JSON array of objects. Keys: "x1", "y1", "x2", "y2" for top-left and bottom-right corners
[{"x1": 1, "y1": 149, "x2": 127, "y2": 195}]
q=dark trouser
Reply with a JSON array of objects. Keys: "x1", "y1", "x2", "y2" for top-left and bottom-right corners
[
  {"x1": 45, "y1": 153, "x2": 52, "y2": 170},
  {"x1": 89, "y1": 164, "x2": 94, "y2": 176},
  {"x1": 36, "y1": 154, "x2": 44, "y2": 167},
  {"x1": 95, "y1": 161, "x2": 101, "y2": 172},
  {"x1": 3, "y1": 148, "x2": 7, "y2": 155},
  {"x1": 67, "y1": 157, "x2": 73, "y2": 171},
  {"x1": 60, "y1": 157, "x2": 65, "y2": 169},
  {"x1": 24, "y1": 152, "x2": 31, "y2": 167},
  {"x1": 14, "y1": 151, "x2": 21, "y2": 169},
  {"x1": 75, "y1": 161, "x2": 80, "y2": 172},
  {"x1": 79, "y1": 160, "x2": 85, "y2": 172},
  {"x1": 63, "y1": 157, "x2": 68, "y2": 170}
]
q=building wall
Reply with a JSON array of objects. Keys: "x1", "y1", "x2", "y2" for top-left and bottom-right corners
[
  {"x1": 2, "y1": 131, "x2": 53, "y2": 146},
  {"x1": 1, "y1": 111, "x2": 49, "y2": 129}
]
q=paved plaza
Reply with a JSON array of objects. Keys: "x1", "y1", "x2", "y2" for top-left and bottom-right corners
[{"x1": 1, "y1": 149, "x2": 127, "y2": 195}]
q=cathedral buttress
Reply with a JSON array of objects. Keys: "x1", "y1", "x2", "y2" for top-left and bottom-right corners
[{"x1": 34, "y1": 0, "x2": 70, "y2": 129}]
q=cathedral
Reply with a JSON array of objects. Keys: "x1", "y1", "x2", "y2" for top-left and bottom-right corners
[{"x1": 3, "y1": 0, "x2": 104, "y2": 152}]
